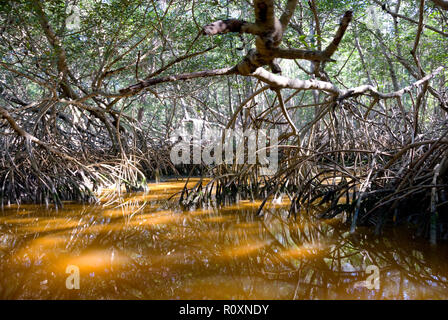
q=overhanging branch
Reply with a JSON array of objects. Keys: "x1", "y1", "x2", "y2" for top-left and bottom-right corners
[{"x1": 119, "y1": 67, "x2": 237, "y2": 95}]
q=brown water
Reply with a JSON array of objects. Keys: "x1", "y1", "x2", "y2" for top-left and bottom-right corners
[{"x1": 1, "y1": 179, "x2": 448, "y2": 300}]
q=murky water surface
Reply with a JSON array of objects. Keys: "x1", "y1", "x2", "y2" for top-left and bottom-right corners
[{"x1": 1, "y1": 179, "x2": 448, "y2": 299}]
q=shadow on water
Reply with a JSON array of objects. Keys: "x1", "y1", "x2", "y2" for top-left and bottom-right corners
[{"x1": 0, "y1": 179, "x2": 447, "y2": 299}]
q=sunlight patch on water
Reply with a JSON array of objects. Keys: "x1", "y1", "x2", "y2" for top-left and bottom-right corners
[
  {"x1": 19, "y1": 218, "x2": 81, "y2": 234},
  {"x1": 279, "y1": 243, "x2": 328, "y2": 260},
  {"x1": 1, "y1": 180, "x2": 448, "y2": 299},
  {"x1": 223, "y1": 240, "x2": 271, "y2": 257},
  {"x1": 0, "y1": 217, "x2": 39, "y2": 225},
  {"x1": 55, "y1": 249, "x2": 133, "y2": 274},
  {"x1": 128, "y1": 211, "x2": 181, "y2": 227}
]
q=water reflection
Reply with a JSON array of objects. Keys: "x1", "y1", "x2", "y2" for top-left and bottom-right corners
[{"x1": 0, "y1": 179, "x2": 447, "y2": 299}]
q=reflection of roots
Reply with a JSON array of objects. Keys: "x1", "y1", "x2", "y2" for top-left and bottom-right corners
[{"x1": 261, "y1": 211, "x2": 448, "y2": 299}]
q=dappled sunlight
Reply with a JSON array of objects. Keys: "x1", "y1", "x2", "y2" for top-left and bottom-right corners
[
  {"x1": 102, "y1": 207, "x2": 144, "y2": 218},
  {"x1": 1, "y1": 180, "x2": 448, "y2": 299},
  {"x1": 76, "y1": 223, "x2": 126, "y2": 234},
  {"x1": 202, "y1": 215, "x2": 235, "y2": 224},
  {"x1": 18, "y1": 218, "x2": 82, "y2": 234},
  {"x1": 186, "y1": 208, "x2": 216, "y2": 216},
  {"x1": 223, "y1": 240, "x2": 271, "y2": 257},
  {"x1": 26, "y1": 235, "x2": 70, "y2": 250},
  {"x1": 55, "y1": 249, "x2": 133, "y2": 274},
  {"x1": 127, "y1": 211, "x2": 181, "y2": 227},
  {"x1": 279, "y1": 243, "x2": 328, "y2": 260},
  {"x1": 1, "y1": 0, "x2": 447, "y2": 303},
  {"x1": 146, "y1": 180, "x2": 202, "y2": 191},
  {"x1": 222, "y1": 200, "x2": 265, "y2": 211},
  {"x1": 0, "y1": 217, "x2": 39, "y2": 225},
  {"x1": 13, "y1": 234, "x2": 70, "y2": 261},
  {"x1": 232, "y1": 221, "x2": 262, "y2": 229}
]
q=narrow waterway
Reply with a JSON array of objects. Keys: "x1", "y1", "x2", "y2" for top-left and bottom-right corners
[{"x1": 0, "y1": 179, "x2": 447, "y2": 299}]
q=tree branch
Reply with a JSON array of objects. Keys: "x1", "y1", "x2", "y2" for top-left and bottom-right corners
[
  {"x1": 250, "y1": 67, "x2": 340, "y2": 94},
  {"x1": 0, "y1": 105, "x2": 79, "y2": 162},
  {"x1": 271, "y1": 48, "x2": 331, "y2": 61},
  {"x1": 31, "y1": 0, "x2": 76, "y2": 99},
  {"x1": 280, "y1": 0, "x2": 299, "y2": 30},
  {"x1": 430, "y1": 0, "x2": 448, "y2": 10},
  {"x1": 254, "y1": 0, "x2": 276, "y2": 29},
  {"x1": 119, "y1": 67, "x2": 237, "y2": 95},
  {"x1": 203, "y1": 19, "x2": 261, "y2": 36},
  {"x1": 323, "y1": 11, "x2": 353, "y2": 58},
  {"x1": 338, "y1": 66, "x2": 444, "y2": 100},
  {"x1": 373, "y1": 0, "x2": 448, "y2": 37}
]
